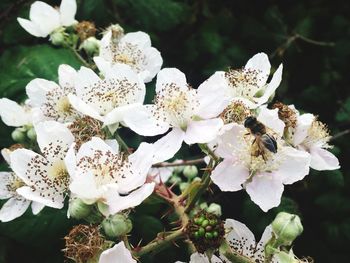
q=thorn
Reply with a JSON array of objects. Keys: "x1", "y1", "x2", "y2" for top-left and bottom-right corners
[
  {"x1": 172, "y1": 241, "x2": 180, "y2": 248},
  {"x1": 161, "y1": 208, "x2": 174, "y2": 219}
]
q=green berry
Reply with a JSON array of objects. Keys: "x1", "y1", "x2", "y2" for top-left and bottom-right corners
[
  {"x1": 201, "y1": 219, "x2": 209, "y2": 227},
  {"x1": 198, "y1": 227, "x2": 205, "y2": 237},
  {"x1": 213, "y1": 231, "x2": 218, "y2": 238},
  {"x1": 205, "y1": 232, "x2": 213, "y2": 239}
]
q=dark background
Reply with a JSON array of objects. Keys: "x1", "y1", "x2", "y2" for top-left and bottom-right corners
[{"x1": 0, "y1": 0, "x2": 349, "y2": 262}]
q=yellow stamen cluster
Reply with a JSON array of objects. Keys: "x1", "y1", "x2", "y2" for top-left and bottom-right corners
[
  {"x1": 306, "y1": 119, "x2": 331, "y2": 147},
  {"x1": 272, "y1": 102, "x2": 297, "y2": 129},
  {"x1": 220, "y1": 100, "x2": 251, "y2": 124}
]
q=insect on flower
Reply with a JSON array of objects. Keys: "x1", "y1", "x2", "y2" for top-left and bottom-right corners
[{"x1": 244, "y1": 116, "x2": 277, "y2": 160}]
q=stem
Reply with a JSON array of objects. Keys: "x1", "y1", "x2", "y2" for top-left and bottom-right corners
[
  {"x1": 68, "y1": 46, "x2": 91, "y2": 68},
  {"x1": 184, "y1": 159, "x2": 214, "y2": 213},
  {"x1": 330, "y1": 129, "x2": 350, "y2": 141},
  {"x1": 133, "y1": 229, "x2": 185, "y2": 258},
  {"x1": 115, "y1": 132, "x2": 132, "y2": 154},
  {"x1": 219, "y1": 241, "x2": 254, "y2": 263},
  {"x1": 152, "y1": 158, "x2": 205, "y2": 168},
  {"x1": 121, "y1": 235, "x2": 131, "y2": 250}
]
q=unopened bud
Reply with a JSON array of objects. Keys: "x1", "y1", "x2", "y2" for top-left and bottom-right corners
[
  {"x1": 169, "y1": 175, "x2": 182, "y2": 184},
  {"x1": 50, "y1": 28, "x2": 66, "y2": 46},
  {"x1": 179, "y1": 182, "x2": 190, "y2": 192},
  {"x1": 272, "y1": 212, "x2": 303, "y2": 246},
  {"x1": 102, "y1": 213, "x2": 132, "y2": 238},
  {"x1": 199, "y1": 202, "x2": 208, "y2": 210},
  {"x1": 68, "y1": 198, "x2": 92, "y2": 219},
  {"x1": 79, "y1": 37, "x2": 100, "y2": 56},
  {"x1": 27, "y1": 127, "x2": 36, "y2": 141},
  {"x1": 207, "y1": 203, "x2": 222, "y2": 216},
  {"x1": 11, "y1": 128, "x2": 26, "y2": 142},
  {"x1": 183, "y1": 165, "x2": 198, "y2": 179}
]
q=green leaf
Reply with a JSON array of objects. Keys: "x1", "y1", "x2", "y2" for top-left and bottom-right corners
[{"x1": 132, "y1": 215, "x2": 164, "y2": 243}]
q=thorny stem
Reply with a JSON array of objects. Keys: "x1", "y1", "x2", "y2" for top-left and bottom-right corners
[
  {"x1": 132, "y1": 228, "x2": 186, "y2": 258},
  {"x1": 152, "y1": 158, "x2": 205, "y2": 168}
]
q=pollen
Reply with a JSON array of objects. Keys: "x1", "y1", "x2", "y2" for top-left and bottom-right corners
[
  {"x1": 6, "y1": 173, "x2": 25, "y2": 192},
  {"x1": 306, "y1": 119, "x2": 331, "y2": 147},
  {"x1": 221, "y1": 100, "x2": 251, "y2": 124},
  {"x1": 56, "y1": 96, "x2": 73, "y2": 114},
  {"x1": 272, "y1": 102, "x2": 297, "y2": 129}
]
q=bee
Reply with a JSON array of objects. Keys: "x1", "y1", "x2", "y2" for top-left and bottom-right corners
[{"x1": 244, "y1": 116, "x2": 277, "y2": 160}]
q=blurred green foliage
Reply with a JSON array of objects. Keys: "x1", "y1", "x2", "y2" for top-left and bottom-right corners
[{"x1": 0, "y1": 0, "x2": 349, "y2": 262}]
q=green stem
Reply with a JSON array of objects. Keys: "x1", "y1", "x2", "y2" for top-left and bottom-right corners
[
  {"x1": 133, "y1": 229, "x2": 185, "y2": 258},
  {"x1": 115, "y1": 132, "x2": 131, "y2": 154},
  {"x1": 68, "y1": 46, "x2": 91, "y2": 68},
  {"x1": 219, "y1": 241, "x2": 254, "y2": 263}
]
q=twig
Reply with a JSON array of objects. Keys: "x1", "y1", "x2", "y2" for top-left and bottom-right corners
[
  {"x1": 152, "y1": 158, "x2": 205, "y2": 168},
  {"x1": 330, "y1": 129, "x2": 350, "y2": 142}
]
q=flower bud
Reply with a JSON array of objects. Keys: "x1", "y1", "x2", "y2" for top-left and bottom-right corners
[
  {"x1": 169, "y1": 174, "x2": 182, "y2": 184},
  {"x1": 27, "y1": 127, "x2": 36, "y2": 141},
  {"x1": 183, "y1": 165, "x2": 198, "y2": 179},
  {"x1": 50, "y1": 29, "x2": 66, "y2": 46},
  {"x1": 11, "y1": 128, "x2": 26, "y2": 142},
  {"x1": 68, "y1": 198, "x2": 92, "y2": 219},
  {"x1": 79, "y1": 37, "x2": 100, "y2": 56},
  {"x1": 272, "y1": 212, "x2": 303, "y2": 246},
  {"x1": 179, "y1": 182, "x2": 190, "y2": 192},
  {"x1": 207, "y1": 203, "x2": 222, "y2": 216},
  {"x1": 102, "y1": 213, "x2": 132, "y2": 238}
]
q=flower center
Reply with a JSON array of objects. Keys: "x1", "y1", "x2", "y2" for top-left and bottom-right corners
[
  {"x1": 221, "y1": 100, "x2": 251, "y2": 124},
  {"x1": 225, "y1": 68, "x2": 261, "y2": 99},
  {"x1": 48, "y1": 160, "x2": 69, "y2": 186},
  {"x1": 6, "y1": 173, "x2": 25, "y2": 192},
  {"x1": 114, "y1": 53, "x2": 136, "y2": 66},
  {"x1": 56, "y1": 96, "x2": 73, "y2": 114},
  {"x1": 305, "y1": 120, "x2": 330, "y2": 147}
]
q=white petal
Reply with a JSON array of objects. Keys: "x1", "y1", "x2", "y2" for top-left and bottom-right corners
[
  {"x1": 156, "y1": 68, "x2": 188, "y2": 93},
  {"x1": 0, "y1": 172, "x2": 14, "y2": 199},
  {"x1": 257, "y1": 106, "x2": 285, "y2": 137},
  {"x1": 59, "y1": 0, "x2": 77, "y2": 26},
  {"x1": 0, "y1": 98, "x2": 31, "y2": 127},
  {"x1": 224, "y1": 219, "x2": 256, "y2": 257},
  {"x1": 121, "y1": 104, "x2": 169, "y2": 136},
  {"x1": 309, "y1": 146, "x2": 340, "y2": 171},
  {"x1": 74, "y1": 67, "x2": 101, "y2": 97},
  {"x1": 106, "y1": 183, "x2": 155, "y2": 215},
  {"x1": 211, "y1": 159, "x2": 249, "y2": 191},
  {"x1": 77, "y1": 137, "x2": 115, "y2": 160},
  {"x1": 149, "y1": 167, "x2": 173, "y2": 183},
  {"x1": 189, "y1": 253, "x2": 222, "y2": 263},
  {"x1": 245, "y1": 53, "x2": 271, "y2": 87},
  {"x1": 35, "y1": 120, "x2": 74, "y2": 159},
  {"x1": 68, "y1": 94, "x2": 104, "y2": 121},
  {"x1": 69, "y1": 171, "x2": 102, "y2": 202},
  {"x1": 184, "y1": 118, "x2": 223, "y2": 145},
  {"x1": 17, "y1": 18, "x2": 44, "y2": 37},
  {"x1": 1, "y1": 149, "x2": 11, "y2": 165},
  {"x1": 253, "y1": 225, "x2": 273, "y2": 261},
  {"x1": 196, "y1": 72, "x2": 230, "y2": 118},
  {"x1": 278, "y1": 146, "x2": 311, "y2": 184},
  {"x1": 104, "y1": 103, "x2": 145, "y2": 127},
  {"x1": 26, "y1": 78, "x2": 59, "y2": 106},
  {"x1": 58, "y1": 64, "x2": 77, "y2": 88},
  {"x1": 17, "y1": 186, "x2": 64, "y2": 209},
  {"x1": 105, "y1": 139, "x2": 119, "y2": 153},
  {"x1": 0, "y1": 198, "x2": 30, "y2": 222},
  {"x1": 151, "y1": 128, "x2": 185, "y2": 163},
  {"x1": 142, "y1": 47, "x2": 163, "y2": 83},
  {"x1": 29, "y1": 1, "x2": 60, "y2": 36},
  {"x1": 93, "y1": 57, "x2": 113, "y2": 76},
  {"x1": 246, "y1": 173, "x2": 284, "y2": 212},
  {"x1": 64, "y1": 144, "x2": 77, "y2": 178},
  {"x1": 293, "y1": 113, "x2": 315, "y2": 146},
  {"x1": 121, "y1": 31, "x2": 151, "y2": 49},
  {"x1": 31, "y1": 201, "x2": 45, "y2": 215},
  {"x1": 99, "y1": 241, "x2": 136, "y2": 263}
]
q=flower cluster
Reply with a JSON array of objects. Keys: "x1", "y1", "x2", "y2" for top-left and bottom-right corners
[{"x1": 0, "y1": 0, "x2": 339, "y2": 262}]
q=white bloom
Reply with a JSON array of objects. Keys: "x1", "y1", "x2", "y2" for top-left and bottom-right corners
[
  {"x1": 175, "y1": 252, "x2": 223, "y2": 263},
  {"x1": 206, "y1": 53, "x2": 283, "y2": 109},
  {"x1": 221, "y1": 219, "x2": 278, "y2": 263},
  {"x1": 291, "y1": 112, "x2": 339, "y2": 171},
  {"x1": 94, "y1": 30, "x2": 163, "y2": 83},
  {"x1": 10, "y1": 121, "x2": 74, "y2": 209},
  {"x1": 121, "y1": 68, "x2": 226, "y2": 163},
  {"x1": 149, "y1": 167, "x2": 173, "y2": 183},
  {"x1": 99, "y1": 241, "x2": 136, "y2": 263},
  {"x1": 0, "y1": 98, "x2": 32, "y2": 127},
  {"x1": 17, "y1": 0, "x2": 77, "y2": 38},
  {"x1": 26, "y1": 64, "x2": 81, "y2": 123},
  {"x1": 211, "y1": 109, "x2": 310, "y2": 212},
  {"x1": 68, "y1": 64, "x2": 145, "y2": 132},
  {"x1": 68, "y1": 137, "x2": 155, "y2": 215}
]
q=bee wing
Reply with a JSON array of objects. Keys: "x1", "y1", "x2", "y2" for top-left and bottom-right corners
[{"x1": 261, "y1": 134, "x2": 277, "y2": 153}]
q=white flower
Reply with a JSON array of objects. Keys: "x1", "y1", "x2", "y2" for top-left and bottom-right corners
[
  {"x1": 206, "y1": 53, "x2": 283, "y2": 109},
  {"x1": 149, "y1": 167, "x2": 173, "y2": 183},
  {"x1": 26, "y1": 64, "x2": 81, "y2": 123},
  {"x1": 175, "y1": 252, "x2": 223, "y2": 263},
  {"x1": 120, "y1": 68, "x2": 226, "y2": 163},
  {"x1": 17, "y1": 0, "x2": 77, "y2": 38},
  {"x1": 0, "y1": 98, "x2": 32, "y2": 127},
  {"x1": 68, "y1": 137, "x2": 155, "y2": 215},
  {"x1": 94, "y1": 30, "x2": 163, "y2": 83},
  {"x1": 99, "y1": 241, "x2": 136, "y2": 263},
  {"x1": 68, "y1": 64, "x2": 145, "y2": 132},
  {"x1": 10, "y1": 121, "x2": 74, "y2": 209},
  {"x1": 221, "y1": 219, "x2": 278, "y2": 263},
  {"x1": 211, "y1": 109, "x2": 310, "y2": 212}
]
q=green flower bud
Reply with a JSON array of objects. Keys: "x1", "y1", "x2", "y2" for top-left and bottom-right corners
[
  {"x1": 183, "y1": 165, "x2": 198, "y2": 179},
  {"x1": 102, "y1": 213, "x2": 132, "y2": 238},
  {"x1": 11, "y1": 128, "x2": 26, "y2": 142},
  {"x1": 50, "y1": 28, "x2": 66, "y2": 46},
  {"x1": 199, "y1": 202, "x2": 208, "y2": 210},
  {"x1": 27, "y1": 127, "x2": 36, "y2": 141},
  {"x1": 272, "y1": 212, "x2": 303, "y2": 246},
  {"x1": 179, "y1": 182, "x2": 190, "y2": 192},
  {"x1": 207, "y1": 203, "x2": 222, "y2": 216},
  {"x1": 68, "y1": 198, "x2": 93, "y2": 219},
  {"x1": 79, "y1": 37, "x2": 100, "y2": 56},
  {"x1": 192, "y1": 177, "x2": 201, "y2": 183},
  {"x1": 169, "y1": 175, "x2": 182, "y2": 184}
]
